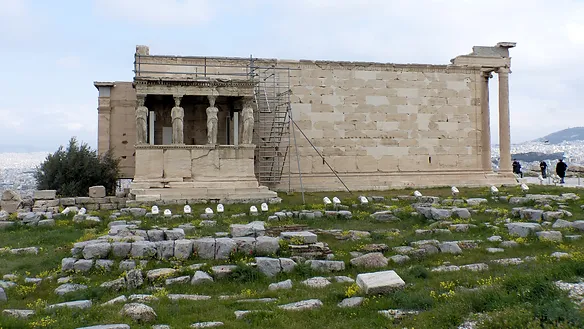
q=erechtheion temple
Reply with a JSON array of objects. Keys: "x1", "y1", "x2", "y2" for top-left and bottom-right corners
[{"x1": 94, "y1": 42, "x2": 517, "y2": 202}]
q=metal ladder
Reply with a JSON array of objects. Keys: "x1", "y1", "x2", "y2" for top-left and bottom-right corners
[{"x1": 251, "y1": 65, "x2": 291, "y2": 187}]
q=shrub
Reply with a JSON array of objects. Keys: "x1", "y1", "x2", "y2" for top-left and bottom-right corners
[{"x1": 35, "y1": 137, "x2": 120, "y2": 197}]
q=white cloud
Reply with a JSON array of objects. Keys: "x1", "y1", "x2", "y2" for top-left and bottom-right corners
[{"x1": 93, "y1": 0, "x2": 214, "y2": 26}]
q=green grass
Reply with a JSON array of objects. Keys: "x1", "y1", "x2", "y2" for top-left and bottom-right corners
[{"x1": 1, "y1": 185, "x2": 584, "y2": 328}]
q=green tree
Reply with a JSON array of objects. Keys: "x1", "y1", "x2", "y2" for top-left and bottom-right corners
[{"x1": 34, "y1": 137, "x2": 120, "y2": 197}]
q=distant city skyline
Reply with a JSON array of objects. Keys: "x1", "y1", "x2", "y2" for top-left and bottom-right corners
[{"x1": 1, "y1": 0, "x2": 583, "y2": 153}]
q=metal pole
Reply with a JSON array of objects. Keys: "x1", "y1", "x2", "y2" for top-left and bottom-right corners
[
  {"x1": 289, "y1": 109, "x2": 305, "y2": 204},
  {"x1": 288, "y1": 69, "x2": 292, "y2": 194},
  {"x1": 291, "y1": 119, "x2": 352, "y2": 194}
]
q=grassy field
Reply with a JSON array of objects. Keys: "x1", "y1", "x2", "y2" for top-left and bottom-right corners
[{"x1": 1, "y1": 185, "x2": 584, "y2": 329}]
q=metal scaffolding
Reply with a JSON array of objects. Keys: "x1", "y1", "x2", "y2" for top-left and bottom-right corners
[{"x1": 249, "y1": 60, "x2": 294, "y2": 189}]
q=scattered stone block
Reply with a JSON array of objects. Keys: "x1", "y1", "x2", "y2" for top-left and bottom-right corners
[
  {"x1": 301, "y1": 277, "x2": 331, "y2": 288},
  {"x1": 255, "y1": 236, "x2": 279, "y2": 255},
  {"x1": 215, "y1": 238, "x2": 237, "y2": 260},
  {"x1": 256, "y1": 257, "x2": 282, "y2": 277},
  {"x1": 126, "y1": 269, "x2": 144, "y2": 289},
  {"x1": 193, "y1": 238, "x2": 216, "y2": 259},
  {"x1": 438, "y1": 242, "x2": 462, "y2": 254},
  {"x1": 306, "y1": 260, "x2": 345, "y2": 272},
  {"x1": 146, "y1": 268, "x2": 178, "y2": 281},
  {"x1": 33, "y1": 190, "x2": 56, "y2": 200},
  {"x1": 269, "y1": 279, "x2": 292, "y2": 291},
  {"x1": 2, "y1": 309, "x2": 35, "y2": 318},
  {"x1": 76, "y1": 325, "x2": 130, "y2": 329},
  {"x1": 350, "y1": 252, "x2": 388, "y2": 268},
  {"x1": 338, "y1": 297, "x2": 364, "y2": 308},
  {"x1": 191, "y1": 322, "x2": 224, "y2": 328},
  {"x1": 388, "y1": 255, "x2": 410, "y2": 264},
  {"x1": 120, "y1": 303, "x2": 157, "y2": 322},
  {"x1": 281, "y1": 231, "x2": 317, "y2": 244},
  {"x1": 211, "y1": 265, "x2": 237, "y2": 279},
  {"x1": 537, "y1": 231, "x2": 563, "y2": 242},
  {"x1": 165, "y1": 276, "x2": 190, "y2": 285},
  {"x1": 88, "y1": 186, "x2": 106, "y2": 198},
  {"x1": 174, "y1": 239, "x2": 194, "y2": 260},
  {"x1": 46, "y1": 300, "x2": 92, "y2": 311},
  {"x1": 73, "y1": 259, "x2": 94, "y2": 272},
  {"x1": 83, "y1": 242, "x2": 111, "y2": 259},
  {"x1": 506, "y1": 222, "x2": 542, "y2": 237},
  {"x1": 191, "y1": 271, "x2": 213, "y2": 285},
  {"x1": 100, "y1": 278, "x2": 126, "y2": 291},
  {"x1": 519, "y1": 209, "x2": 544, "y2": 222},
  {"x1": 356, "y1": 270, "x2": 406, "y2": 294},
  {"x1": 278, "y1": 299, "x2": 323, "y2": 311},
  {"x1": 230, "y1": 221, "x2": 265, "y2": 237}
]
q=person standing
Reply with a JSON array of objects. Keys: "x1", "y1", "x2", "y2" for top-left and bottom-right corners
[
  {"x1": 512, "y1": 159, "x2": 523, "y2": 178},
  {"x1": 540, "y1": 161, "x2": 548, "y2": 178},
  {"x1": 556, "y1": 159, "x2": 568, "y2": 184}
]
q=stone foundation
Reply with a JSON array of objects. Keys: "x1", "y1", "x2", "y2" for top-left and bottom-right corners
[{"x1": 130, "y1": 145, "x2": 278, "y2": 202}]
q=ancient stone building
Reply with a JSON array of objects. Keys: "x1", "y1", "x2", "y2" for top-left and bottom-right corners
[{"x1": 95, "y1": 42, "x2": 516, "y2": 202}]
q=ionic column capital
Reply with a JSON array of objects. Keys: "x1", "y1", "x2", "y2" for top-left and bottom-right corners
[
  {"x1": 480, "y1": 70, "x2": 493, "y2": 79},
  {"x1": 497, "y1": 67, "x2": 511, "y2": 74}
]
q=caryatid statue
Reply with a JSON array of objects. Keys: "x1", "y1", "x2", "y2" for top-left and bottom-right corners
[
  {"x1": 171, "y1": 96, "x2": 184, "y2": 144},
  {"x1": 241, "y1": 97, "x2": 254, "y2": 145},
  {"x1": 135, "y1": 96, "x2": 148, "y2": 144},
  {"x1": 206, "y1": 95, "x2": 219, "y2": 145}
]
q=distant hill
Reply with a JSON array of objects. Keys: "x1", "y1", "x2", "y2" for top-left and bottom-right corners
[{"x1": 535, "y1": 127, "x2": 584, "y2": 144}]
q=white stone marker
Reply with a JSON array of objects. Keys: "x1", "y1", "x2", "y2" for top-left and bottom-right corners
[
  {"x1": 205, "y1": 207, "x2": 213, "y2": 215},
  {"x1": 521, "y1": 183, "x2": 529, "y2": 192},
  {"x1": 332, "y1": 197, "x2": 341, "y2": 205},
  {"x1": 451, "y1": 186, "x2": 459, "y2": 197},
  {"x1": 359, "y1": 196, "x2": 368, "y2": 204},
  {"x1": 323, "y1": 197, "x2": 332, "y2": 205},
  {"x1": 163, "y1": 209, "x2": 172, "y2": 217},
  {"x1": 217, "y1": 204, "x2": 224, "y2": 213},
  {"x1": 78, "y1": 208, "x2": 87, "y2": 215},
  {"x1": 261, "y1": 203, "x2": 269, "y2": 212},
  {"x1": 151, "y1": 206, "x2": 159, "y2": 215},
  {"x1": 490, "y1": 186, "x2": 499, "y2": 195},
  {"x1": 356, "y1": 270, "x2": 406, "y2": 295},
  {"x1": 250, "y1": 206, "x2": 258, "y2": 215},
  {"x1": 183, "y1": 205, "x2": 192, "y2": 214},
  {"x1": 413, "y1": 190, "x2": 422, "y2": 197}
]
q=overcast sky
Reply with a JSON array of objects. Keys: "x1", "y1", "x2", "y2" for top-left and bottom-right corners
[{"x1": 1, "y1": 0, "x2": 583, "y2": 152}]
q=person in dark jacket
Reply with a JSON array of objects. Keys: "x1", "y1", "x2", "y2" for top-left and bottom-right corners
[
  {"x1": 556, "y1": 159, "x2": 568, "y2": 184},
  {"x1": 512, "y1": 159, "x2": 523, "y2": 178},
  {"x1": 540, "y1": 161, "x2": 548, "y2": 178}
]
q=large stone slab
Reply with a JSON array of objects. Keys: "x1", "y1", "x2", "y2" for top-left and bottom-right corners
[
  {"x1": 278, "y1": 299, "x2": 323, "y2": 311},
  {"x1": 76, "y1": 325, "x2": 130, "y2": 329},
  {"x1": 356, "y1": 270, "x2": 405, "y2": 294}
]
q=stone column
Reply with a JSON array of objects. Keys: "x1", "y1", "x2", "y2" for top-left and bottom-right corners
[
  {"x1": 480, "y1": 70, "x2": 492, "y2": 171},
  {"x1": 97, "y1": 97, "x2": 111, "y2": 156},
  {"x1": 135, "y1": 95, "x2": 148, "y2": 145},
  {"x1": 241, "y1": 97, "x2": 254, "y2": 145},
  {"x1": 206, "y1": 95, "x2": 219, "y2": 145},
  {"x1": 498, "y1": 67, "x2": 512, "y2": 173},
  {"x1": 171, "y1": 95, "x2": 184, "y2": 144}
]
